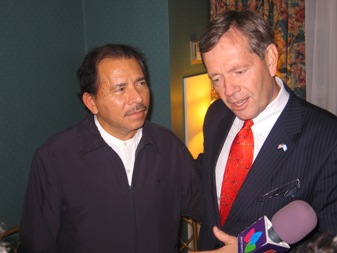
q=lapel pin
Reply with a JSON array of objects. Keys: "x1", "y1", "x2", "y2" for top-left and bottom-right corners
[{"x1": 278, "y1": 144, "x2": 288, "y2": 152}]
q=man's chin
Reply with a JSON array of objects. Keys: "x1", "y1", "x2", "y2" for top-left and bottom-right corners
[{"x1": 128, "y1": 115, "x2": 147, "y2": 127}]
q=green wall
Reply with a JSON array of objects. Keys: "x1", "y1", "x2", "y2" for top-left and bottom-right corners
[
  {"x1": 0, "y1": 0, "x2": 85, "y2": 228},
  {"x1": 0, "y1": 0, "x2": 209, "y2": 229}
]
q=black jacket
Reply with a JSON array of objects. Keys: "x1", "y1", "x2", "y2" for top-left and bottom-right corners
[{"x1": 20, "y1": 115, "x2": 203, "y2": 253}]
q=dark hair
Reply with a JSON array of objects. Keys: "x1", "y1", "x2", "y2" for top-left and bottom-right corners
[
  {"x1": 295, "y1": 233, "x2": 337, "y2": 253},
  {"x1": 199, "y1": 10, "x2": 275, "y2": 60},
  {"x1": 77, "y1": 44, "x2": 148, "y2": 98}
]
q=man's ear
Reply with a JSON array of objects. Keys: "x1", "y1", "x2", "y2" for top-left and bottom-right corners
[
  {"x1": 265, "y1": 44, "x2": 278, "y2": 76},
  {"x1": 82, "y1": 92, "x2": 98, "y2": 114}
]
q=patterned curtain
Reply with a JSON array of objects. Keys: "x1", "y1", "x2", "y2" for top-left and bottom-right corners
[{"x1": 209, "y1": 0, "x2": 306, "y2": 98}]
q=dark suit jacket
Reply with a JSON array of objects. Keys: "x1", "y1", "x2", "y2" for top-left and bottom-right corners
[
  {"x1": 198, "y1": 86, "x2": 337, "y2": 250},
  {"x1": 20, "y1": 116, "x2": 203, "y2": 253}
]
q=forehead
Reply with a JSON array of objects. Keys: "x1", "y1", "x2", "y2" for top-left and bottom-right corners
[
  {"x1": 97, "y1": 57, "x2": 143, "y2": 76},
  {"x1": 203, "y1": 29, "x2": 252, "y2": 69},
  {"x1": 216, "y1": 28, "x2": 249, "y2": 53},
  {"x1": 222, "y1": 27, "x2": 245, "y2": 42}
]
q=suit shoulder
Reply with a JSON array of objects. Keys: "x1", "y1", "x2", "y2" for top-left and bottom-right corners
[
  {"x1": 142, "y1": 121, "x2": 192, "y2": 153},
  {"x1": 301, "y1": 99, "x2": 337, "y2": 126},
  {"x1": 204, "y1": 99, "x2": 233, "y2": 123},
  {"x1": 207, "y1": 99, "x2": 233, "y2": 114},
  {"x1": 143, "y1": 121, "x2": 182, "y2": 142}
]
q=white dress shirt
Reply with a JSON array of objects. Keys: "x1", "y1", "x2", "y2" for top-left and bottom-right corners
[{"x1": 94, "y1": 115, "x2": 142, "y2": 186}]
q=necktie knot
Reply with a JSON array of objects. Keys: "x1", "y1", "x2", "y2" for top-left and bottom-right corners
[
  {"x1": 237, "y1": 120, "x2": 254, "y2": 139},
  {"x1": 243, "y1": 119, "x2": 254, "y2": 129}
]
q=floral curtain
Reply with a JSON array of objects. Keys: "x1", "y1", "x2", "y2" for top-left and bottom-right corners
[{"x1": 209, "y1": 0, "x2": 306, "y2": 98}]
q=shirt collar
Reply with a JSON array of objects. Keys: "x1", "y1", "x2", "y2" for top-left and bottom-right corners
[
  {"x1": 253, "y1": 76, "x2": 290, "y2": 125},
  {"x1": 94, "y1": 115, "x2": 142, "y2": 148}
]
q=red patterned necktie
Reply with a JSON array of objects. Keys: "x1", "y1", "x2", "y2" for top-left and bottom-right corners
[{"x1": 219, "y1": 119, "x2": 254, "y2": 227}]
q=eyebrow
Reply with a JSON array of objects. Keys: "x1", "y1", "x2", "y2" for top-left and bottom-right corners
[
  {"x1": 136, "y1": 76, "x2": 146, "y2": 82},
  {"x1": 229, "y1": 65, "x2": 248, "y2": 72},
  {"x1": 109, "y1": 83, "x2": 126, "y2": 92},
  {"x1": 113, "y1": 83, "x2": 126, "y2": 87},
  {"x1": 208, "y1": 73, "x2": 222, "y2": 79},
  {"x1": 111, "y1": 76, "x2": 146, "y2": 88}
]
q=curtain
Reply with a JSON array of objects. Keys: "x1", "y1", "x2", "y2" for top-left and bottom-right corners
[
  {"x1": 305, "y1": 0, "x2": 337, "y2": 115},
  {"x1": 209, "y1": 0, "x2": 306, "y2": 99}
]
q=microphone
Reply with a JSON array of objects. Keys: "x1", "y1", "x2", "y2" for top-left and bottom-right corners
[
  {"x1": 269, "y1": 200, "x2": 317, "y2": 244},
  {"x1": 238, "y1": 200, "x2": 317, "y2": 253}
]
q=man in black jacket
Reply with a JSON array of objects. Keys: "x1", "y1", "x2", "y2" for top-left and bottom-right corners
[{"x1": 20, "y1": 44, "x2": 203, "y2": 253}]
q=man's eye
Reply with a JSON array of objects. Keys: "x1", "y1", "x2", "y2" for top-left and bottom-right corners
[
  {"x1": 112, "y1": 85, "x2": 125, "y2": 92},
  {"x1": 212, "y1": 78, "x2": 220, "y2": 86},
  {"x1": 137, "y1": 81, "x2": 147, "y2": 87},
  {"x1": 235, "y1": 69, "x2": 247, "y2": 75}
]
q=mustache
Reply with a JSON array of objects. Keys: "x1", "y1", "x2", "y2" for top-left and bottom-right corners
[{"x1": 124, "y1": 103, "x2": 148, "y2": 116}]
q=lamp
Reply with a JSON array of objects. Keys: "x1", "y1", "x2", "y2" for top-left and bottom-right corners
[{"x1": 183, "y1": 73, "x2": 213, "y2": 158}]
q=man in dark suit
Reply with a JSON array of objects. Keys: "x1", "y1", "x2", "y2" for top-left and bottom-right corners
[{"x1": 193, "y1": 10, "x2": 337, "y2": 253}]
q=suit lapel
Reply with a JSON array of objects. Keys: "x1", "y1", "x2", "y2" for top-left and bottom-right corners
[{"x1": 224, "y1": 93, "x2": 304, "y2": 230}]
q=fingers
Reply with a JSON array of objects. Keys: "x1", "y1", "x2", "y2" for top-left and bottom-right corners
[
  {"x1": 213, "y1": 226, "x2": 237, "y2": 245},
  {"x1": 213, "y1": 226, "x2": 229, "y2": 242}
]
